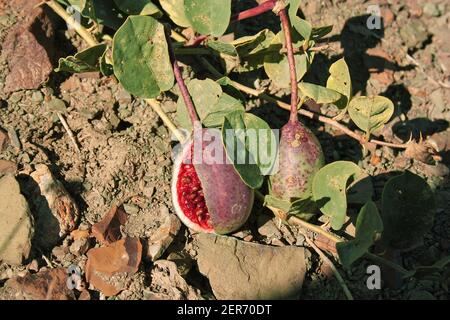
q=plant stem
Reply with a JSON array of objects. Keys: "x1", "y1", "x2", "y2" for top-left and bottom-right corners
[
  {"x1": 145, "y1": 99, "x2": 186, "y2": 143},
  {"x1": 46, "y1": 0, "x2": 99, "y2": 47},
  {"x1": 278, "y1": 8, "x2": 298, "y2": 124},
  {"x1": 301, "y1": 231, "x2": 354, "y2": 300},
  {"x1": 187, "y1": 35, "x2": 208, "y2": 47},
  {"x1": 165, "y1": 30, "x2": 199, "y2": 125},
  {"x1": 288, "y1": 216, "x2": 409, "y2": 275},
  {"x1": 231, "y1": 0, "x2": 277, "y2": 23}
]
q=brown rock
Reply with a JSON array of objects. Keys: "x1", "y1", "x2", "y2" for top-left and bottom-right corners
[
  {"x1": 3, "y1": 268, "x2": 76, "y2": 300},
  {"x1": 29, "y1": 164, "x2": 79, "y2": 249},
  {"x1": 0, "y1": 127, "x2": 9, "y2": 152},
  {"x1": 85, "y1": 237, "x2": 142, "y2": 296},
  {"x1": 381, "y1": 8, "x2": 395, "y2": 26},
  {"x1": 0, "y1": 160, "x2": 17, "y2": 175},
  {"x1": 197, "y1": 234, "x2": 308, "y2": 299},
  {"x1": 146, "y1": 214, "x2": 181, "y2": 262},
  {"x1": 92, "y1": 204, "x2": 127, "y2": 245},
  {"x1": 147, "y1": 260, "x2": 202, "y2": 300},
  {"x1": 2, "y1": 5, "x2": 55, "y2": 93}
]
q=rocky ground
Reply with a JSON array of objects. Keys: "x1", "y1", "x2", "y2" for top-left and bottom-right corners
[{"x1": 0, "y1": 0, "x2": 449, "y2": 300}]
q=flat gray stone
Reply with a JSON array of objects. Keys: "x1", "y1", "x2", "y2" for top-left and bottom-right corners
[
  {"x1": 0, "y1": 175, "x2": 34, "y2": 265},
  {"x1": 196, "y1": 234, "x2": 308, "y2": 299}
]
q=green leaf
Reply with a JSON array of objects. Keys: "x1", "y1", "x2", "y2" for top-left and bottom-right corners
[
  {"x1": 203, "y1": 93, "x2": 244, "y2": 127},
  {"x1": 206, "y1": 40, "x2": 237, "y2": 56},
  {"x1": 82, "y1": 0, "x2": 125, "y2": 30},
  {"x1": 298, "y1": 82, "x2": 343, "y2": 104},
  {"x1": 348, "y1": 96, "x2": 394, "y2": 136},
  {"x1": 185, "y1": 0, "x2": 231, "y2": 36},
  {"x1": 232, "y1": 29, "x2": 275, "y2": 72},
  {"x1": 326, "y1": 58, "x2": 352, "y2": 110},
  {"x1": 160, "y1": 0, "x2": 191, "y2": 27},
  {"x1": 288, "y1": 0, "x2": 312, "y2": 41},
  {"x1": 113, "y1": 16, "x2": 174, "y2": 98},
  {"x1": 381, "y1": 171, "x2": 435, "y2": 250},
  {"x1": 312, "y1": 161, "x2": 369, "y2": 230},
  {"x1": 100, "y1": 49, "x2": 114, "y2": 76},
  {"x1": 311, "y1": 25, "x2": 333, "y2": 40},
  {"x1": 113, "y1": 0, "x2": 161, "y2": 16},
  {"x1": 55, "y1": 43, "x2": 106, "y2": 73},
  {"x1": 336, "y1": 201, "x2": 383, "y2": 268},
  {"x1": 222, "y1": 111, "x2": 276, "y2": 188},
  {"x1": 264, "y1": 194, "x2": 291, "y2": 213},
  {"x1": 265, "y1": 194, "x2": 317, "y2": 221},
  {"x1": 264, "y1": 31, "x2": 313, "y2": 88},
  {"x1": 176, "y1": 79, "x2": 244, "y2": 130}
]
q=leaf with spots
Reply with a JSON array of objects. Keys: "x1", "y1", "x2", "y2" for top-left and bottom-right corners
[
  {"x1": 55, "y1": 43, "x2": 107, "y2": 73},
  {"x1": 348, "y1": 96, "x2": 394, "y2": 136},
  {"x1": 298, "y1": 82, "x2": 343, "y2": 104},
  {"x1": 185, "y1": 0, "x2": 231, "y2": 36},
  {"x1": 160, "y1": 0, "x2": 191, "y2": 27},
  {"x1": 112, "y1": 16, "x2": 174, "y2": 98},
  {"x1": 326, "y1": 58, "x2": 352, "y2": 110},
  {"x1": 381, "y1": 171, "x2": 435, "y2": 250},
  {"x1": 113, "y1": 0, "x2": 161, "y2": 16},
  {"x1": 312, "y1": 161, "x2": 370, "y2": 230},
  {"x1": 337, "y1": 201, "x2": 383, "y2": 268},
  {"x1": 264, "y1": 31, "x2": 313, "y2": 88}
]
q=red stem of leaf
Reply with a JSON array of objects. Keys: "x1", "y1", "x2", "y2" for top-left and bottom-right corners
[
  {"x1": 186, "y1": 35, "x2": 207, "y2": 47},
  {"x1": 165, "y1": 29, "x2": 199, "y2": 125},
  {"x1": 231, "y1": 0, "x2": 277, "y2": 23},
  {"x1": 279, "y1": 8, "x2": 298, "y2": 124}
]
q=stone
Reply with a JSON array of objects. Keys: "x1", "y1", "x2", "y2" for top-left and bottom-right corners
[
  {"x1": 0, "y1": 175, "x2": 34, "y2": 265},
  {"x1": 423, "y1": 3, "x2": 440, "y2": 17},
  {"x1": 399, "y1": 20, "x2": 429, "y2": 49},
  {"x1": 0, "y1": 127, "x2": 9, "y2": 151},
  {"x1": 29, "y1": 164, "x2": 79, "y2": 250},
  {"x1": 0, "y1": 160, "x2": 17, "y2": 175},
  {"x1": 2, "y1": 268, "x2": 75, "y2": 300},
  {"x1": 2, "y1": 5, "x2": 56, "y2": 93},
  {"x1": 196, "y1": 234, "x2": 308, "y2": 299},
  {"x1": 146, "y1": 214, "x2": 181, "y2": 262},
  {"x1": 85, "y1": 237, "x2": 142, "y2": 297}
]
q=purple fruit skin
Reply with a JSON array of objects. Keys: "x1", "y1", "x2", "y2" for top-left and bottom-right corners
[
  {"x1": 193, "y1": 129, "x2": 254, "y2": 234},
  {"x1": 270, "y1": 121, "x2": 324, "y2": 201}
]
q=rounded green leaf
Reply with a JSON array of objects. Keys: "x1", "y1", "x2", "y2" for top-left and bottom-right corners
[
  {"x1": 113, "y1": 16, "x2": 174, "y2": 98},
  {"x1": 222, "y1": 111, "x2": 276, "y2": 189},
  {"x1": 326, "y1": 58, "x2": 352, "y2": 109},
  {"x1": 348, "y1": 96, "x2": 394, "y2": 136},
  {"x1": 336, "y1": 201, "x2": 383, "y2": 268},
  {"x1": 381, "y1": 171, "x2": 435, "y2": 250},
  {"x1": 160, "y1": 0, "x2": 191, "y2": 27},
  {"x1": 185, "y1": 0, "x2": 231, "y2": 36},
  {"x1": 312, "y1": 161, "x2": 368, "y2": 230},
  {"x1": 264, "y1": 31, "x2": 312, "y2": 88},
  {"x1": 298, "y1": 82, "x2": 343, "y2": 104},
  {"x1": 113, "y1": 0, "x2": 161, "y2": 16}
]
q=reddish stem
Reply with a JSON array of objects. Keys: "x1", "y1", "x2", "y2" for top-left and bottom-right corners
[
  {"x1": 231, "y1": 0, "x2": 277, "y2": 23},
  {"x1": 278, "y1": 9, "x2": 298, "y2": 124},
  {"x1": 165, "y1": 29, "x2": 199, "y2": 125},
  {"x1": 187, "y1": 34, "x2": 208, "y2": 47}
]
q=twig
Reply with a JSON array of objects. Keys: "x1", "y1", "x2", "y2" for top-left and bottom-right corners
[
  {"x1": 165, "y1": 29, "x2": 200, "y2": 125},
  {"x1": 145, "y1": 99, "x2": 186, "y2": 143},
  {"x1": 278, "y1": 8, "x2": 298, "y2": 123},
  {"x1": 301, "y1": 231, "x2": 354, "y2": 300},
  {"x1": 231, "y1": 0, "x2": 277, "y2": 23},
  {"x1": 45, "y1": 1, "x2": 98, "y2": 47},
  {"x1": 57, "y1": 113, "x2": 81, "y2": 154}
]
